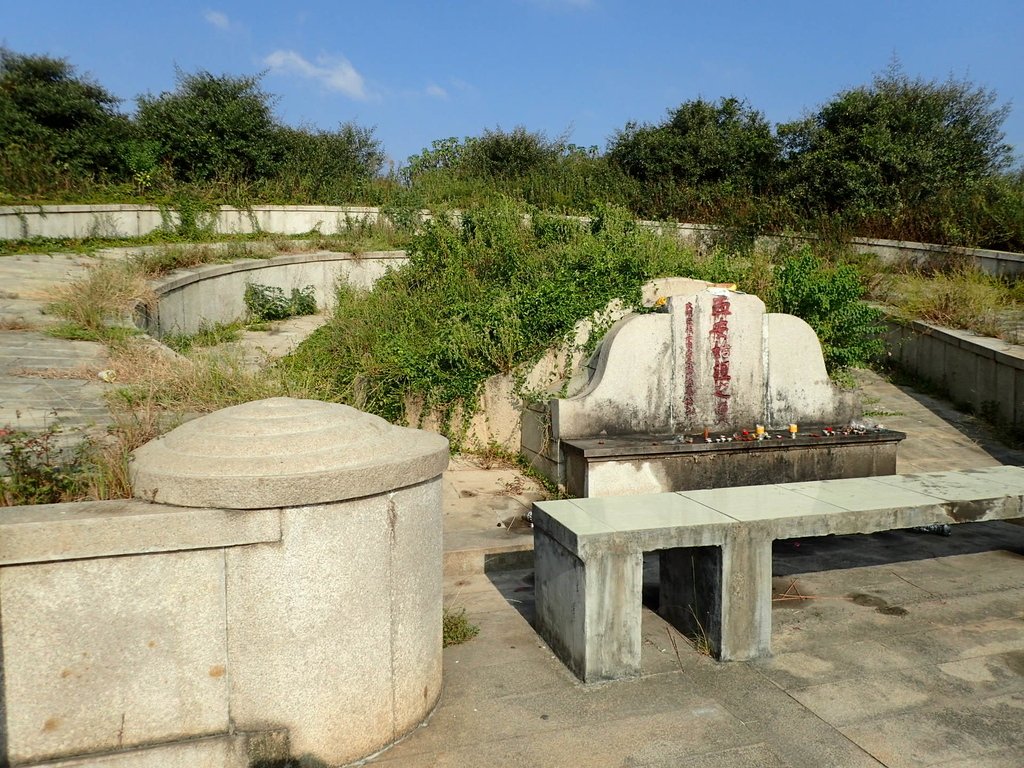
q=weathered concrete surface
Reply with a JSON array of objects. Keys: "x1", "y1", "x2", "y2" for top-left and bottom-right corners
[
  {"x1": 562, "y1": 431, "x2": 903, "y2": 497},
  {"x1": 885, "y1": 315, "x2": 1024, "y2": 429},
  {"x1": 441, "y1": 454, "x2": 544, "y2": 576},
  {"x1": 552, "y1": 313, "x2": 674, "y2": 438},
  {"x1": 554, "y1": 288, "x2": 858, "y2": 442},
  {"x1": 764, "y1": 313, "x2": 853, "y2": 426},
  {"x1": 533, "y1": 466, "x2": 1024, "y2": 676},
  {"x1": 377, "y1": 370, "x2": 1024, "y2": 765},
  {"x1": 367, "y1": 531, "x2": 1024, "y2": 767},
  {"x1": 534, "y1": 533, "x2": 644, "y2": 682},
  {"x1": 31, "y1": 735, "x2": 245, "y2": 768},
  {"x1": 1, "y1": 550, "x2": 229, "y2": 763},
  {"x1": 0, "y1": 203, "x2": 394, "y2": 240},
  {"x1": 145, "y1": 250, "x2": 407, "y2": 336},
  {"x1": 543, "y1": 287, "x2": 861, "y2": 490},
  {"x1": 0, "y1": 499, "x2": 280, "y2": 564},
  {"x1": 226, "y1": 480, "x2": 444, "y2": 765},
  {"x1": 130, "y1": 397, "x2": 449, "y2": 508}
]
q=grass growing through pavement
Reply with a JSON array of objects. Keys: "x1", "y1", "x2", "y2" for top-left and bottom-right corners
[
  {"x1": 46, "y1": 260, "x2": 156, "y2": 342},
  {"x1": 442, "y1": 607, "x2": 480, "y2": 647}
]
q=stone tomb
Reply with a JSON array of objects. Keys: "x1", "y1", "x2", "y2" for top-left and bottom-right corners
[{"x1": 538, "y1": 287, "x2": 903, "y2": 496}]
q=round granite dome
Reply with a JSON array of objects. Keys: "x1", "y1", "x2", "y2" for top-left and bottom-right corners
[{"x1": 130, "y1": 397, "x2": 449, "y2": 508}]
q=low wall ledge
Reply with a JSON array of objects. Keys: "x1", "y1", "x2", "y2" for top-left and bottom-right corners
[
  {"x1": 0, "y1": 499, "x2": 281, "y2": 565},
  {"x1": 147, "y1": 249, "x2": 406, "y2": 295}
]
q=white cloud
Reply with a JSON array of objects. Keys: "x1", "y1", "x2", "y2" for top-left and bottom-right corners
[
  {"x1": 203, "y1": 9, "x2": 230, "y2": 30},
  {"x1": 263, "y1": 50, "x2": 368, "y2": 100},
  {"x1": 425, "y1": 83, "x2": 448, "y2": 99}
]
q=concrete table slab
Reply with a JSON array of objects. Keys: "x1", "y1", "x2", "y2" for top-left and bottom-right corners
[{"x1": 533, "y1": 467, "x2": 1024, "y2": 681}]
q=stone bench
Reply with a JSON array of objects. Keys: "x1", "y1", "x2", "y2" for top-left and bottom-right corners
[{"x1": 531, "y1": 465, "x2": 1024, "y2": 683}]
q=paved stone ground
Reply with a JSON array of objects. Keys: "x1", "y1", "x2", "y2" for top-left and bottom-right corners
[
  {"x1": 2, "y1": 250, "x2": 1022, "y2": 766},
  {"x1": 370, "y1": 371, "x2": 1024, "y2": 768},
  {"x1": 0, "y1": 252, "x2": 118, "y2": 437}
]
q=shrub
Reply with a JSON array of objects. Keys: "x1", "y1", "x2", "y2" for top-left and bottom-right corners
[
  {"x1": 0, "y1": 48, "x2": 131, "y2": 194},
  {"x1": 283, "y1": 202, "x2": 883, "y2": 437},
  {"x1": 608, "y1": 97, "x2": 780, "y2": 220},
  {"x1": 244, "y1": 283, "x2": 317, "y2": 322},
  {"x1": 774, "y1": 247, "x2": 885, "y2": 369},
  {"x1": 0, "y1": 421, "x2": 82, "y2": 505},
  {"x1": 136, "y1": 69, "x2": 279, "y2": 183},
  {"x1": 780, "y1": 64, "x2": 1013, "y2": 232}
]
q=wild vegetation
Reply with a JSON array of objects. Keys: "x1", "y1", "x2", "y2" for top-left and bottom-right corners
[
  {"x1": 2, "y1": 48, "x2": 1021, "y2": 251},
  {"x1": 283, "y1": 202, "x2": 883, "y2": 440}
]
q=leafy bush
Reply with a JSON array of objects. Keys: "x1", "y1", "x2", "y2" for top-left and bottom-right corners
[
  {"x1": 136, "y1": 70, "x2": 280, "y2": 184},
  {"x1": 283, "y1": 202, "x2": 883, "y2": 435},
  {"x1": 244, "y1": 283, "x2": 317, "y2": 322},
  {"x1": 609, "y1": 96, "x2": 780, "y2": 217},
  {"x1": 268, "y1": 122, "x2": 385, "y2": 202},
  {"x1": 284, "y1": 202, "x2": 701, "y2": 424},
  {"x1": 0, "y1": 48, "x2": 131, "y2": 194},
  {"x1": 774, "y1": 247, "x2": 885, "y2": 369},
  {"x1": 0, "y1": 421, "x2": 82, "y2": 505},
  {"x1": 779, "y1": 65, "x2": 1013, "y2": 234}
]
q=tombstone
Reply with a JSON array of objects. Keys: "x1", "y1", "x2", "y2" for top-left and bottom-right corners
[{"x1": 523, "y1": 287, "x2": 903, "y2": 496}]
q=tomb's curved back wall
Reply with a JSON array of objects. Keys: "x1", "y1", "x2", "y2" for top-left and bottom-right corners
[{"x1": 141, "y1": 249, "x2": 408, "y2": 336}]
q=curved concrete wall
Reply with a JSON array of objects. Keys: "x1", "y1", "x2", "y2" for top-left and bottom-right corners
[
  {"x1": 4, "y1": 204, "x2": 1022, "y2": 279},
  {"x1": 141, "y1": 250, "x2": 408, "y2": 336}
]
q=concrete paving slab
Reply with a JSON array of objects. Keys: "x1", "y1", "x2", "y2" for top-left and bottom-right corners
[{"x1": 839, "y1": 697, "x2": 1024, "y2": 768}]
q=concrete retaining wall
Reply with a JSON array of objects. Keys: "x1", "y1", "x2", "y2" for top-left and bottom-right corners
[
  {"x1": 0, "y1": 204, "x2": 392, "y2": 240},
  {"x1": 885, "y1": 317, "x2": 1024, "y2": 428},
  {"x1": 4, "y1": 204, "x2": 1022, "y2": 279},
  {"x1": 142, "y1": 250, "x2": 408, "y2": 336}
]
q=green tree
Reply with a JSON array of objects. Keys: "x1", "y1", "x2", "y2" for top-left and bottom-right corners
[
  {"x1": 273, "y1": 122, "x2": 386, "y2": 201},
  {"x1": 136, "y1": 69, "x2": 279, "y2": 183},
  {"x1": 779, "y1": 66, "x2": 1013, "y2": 226},
  {"x1": 403, "y1": 136, "x2": 475, "y2": 182},
  {"x1": 608, "y1": 97, "x2": 780, "y2": 218},
  {"x1": 461, "y1": 126, "x2": 562, "y2": 179},
  {"x1": 0, "y1": 48, "x2": 129, "y2": 193}
]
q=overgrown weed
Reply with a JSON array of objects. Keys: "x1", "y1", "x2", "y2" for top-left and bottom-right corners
[
  {"x1": 46, "y1": 260, "x2": 156, "y2": 340},
  {"x1": 161, "y1": 321, "x2": 244, "y2": 354},
  {"x1": 873, "y1": 263, "x2": 1020, "y2": 338},
  {"x1": 442, "y1": 607, "x2": 480, "y2": 647},
  {"x1": 285, "y1": 202, "x2": 883, "y2": 438}
]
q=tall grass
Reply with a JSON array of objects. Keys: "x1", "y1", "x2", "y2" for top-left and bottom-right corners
[
  {"x1": 873, "y1": 263, "x2": 1021, "y2": 338},
  {"x1": 46, "y1": 261, "x2": 156, "y2": 341}
]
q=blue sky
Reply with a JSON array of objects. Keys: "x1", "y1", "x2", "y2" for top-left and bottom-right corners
[{"x1": 5, "y1": 1, "x2": 1023, "y2": 169}]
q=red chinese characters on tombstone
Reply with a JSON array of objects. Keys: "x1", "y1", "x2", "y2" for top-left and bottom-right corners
[
  {"x1": 683, "y1": 301, "x2": 696, "y2": 419},
  {"x1": 709, "y1": 295, "x2": 731, "y2": 422}
]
